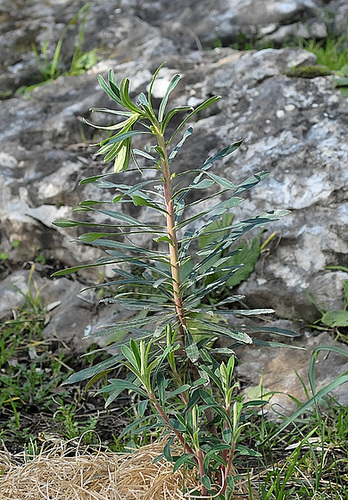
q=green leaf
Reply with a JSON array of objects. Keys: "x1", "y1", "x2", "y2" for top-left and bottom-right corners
[
  {"x1": 147, "y1": 62, "x2": 166, "y2": 106},
  {"x1": 168, "y1": 95, "x2": 222, "y2": 144},
  {"x1": 98, "y1": 73, "x2": 122, "y2": 105},
  {"x1": 308, "y1": 345, "x2": 348, "y2": 395},
  {"x1": 321, "y1": 310, "x2": 348, "y2": 327},
  {"x1": 91, "y1": 238, "x2": 165, "y2": 256},
  {"x1": 85, "y1": 369, "x2": 113, "y2": 391},
  {"x1": 161, "y1": 106, "x2": 193, "y2": 131},
  {"x1": 204, "y1": 172, "x2": 236, "y2": 190},
  {"x1": 97, "y1": 378, "x2": 148, "y2": 398},
  {"x1": 95, "y1": 208, "x2": 145, "y2": 226},
  {"x1": 51, "y1": 262, "x2": 107, "y2": 277},
  {"x1": 226, "y1": 476, "x2": 235, "y2": 491},
  {"x1": 236, "y1": 444, "x2": 262, "y2": 457},
  {"x1": 173, "y1": 454, "x2": 196, "y2": 472},
  {"x1": 78, "y1": 174, "x2": 110, "y2": 185},
  {"x1": 248, "y1": 325, "x2": 300, "y2": 337},
  {"x1": 78, "y1": 232, "x2": 110, "y2": 243},
  {"x1": 197, "y1": 319, "x2": 253, "y2": 344},
  {"x1": 137, "y1": 399, "x2": 148, "y2": 417},
  {"x1": 121, "y1": 342, "x2": 141, "y2": 371},
  {"x1": 158, "y1": 73, "x2": 181, "y2": 122},
  {"x1": 163, "y1": 436, "x2": 175, "y2": 462},
  {"x1": 235, "y1": 171, "x2": 269, "y2": 195},
  {"x1": 334, "y1": 76, "x2": 348, "y2": 86},
  {"x1": 62, "y1": 356, "x2": 121, "y2": 385},
  {"x1": 214, "y1": 235, "x2": 261, "y2": 288},
  {"x1": 102, "y1": 129, "x2": 150, "y2": 147},
  {"x1": 89, "y1": 108, "x2": 132, "y2": 117},
  {"x1": 120, "y1": 415, "x2": 156, "y2": 437},
  {"x1": 185, "y1": 327, "x2": 200, "y2": 362},
  {"x1": 222, "y1": 427, "x2": 232, "y2": 444},
  {"x1": 205, "y1": 443, "x2": 230, "y2": 456},
  {"x1": 114, "y1": 138, "x2": 132, "y2": 172},
  {"x1": 198, "y1": 213, "x2": 234, "y2": 250},
  {"x1": 169, "y1": 127, "x2": 193, "y2": 162},
  {"x1": 119, "y1": 78, "x2": 143, "y2": 113},
  {"x1": 201, "y1": 475, "x2": 211, "y2": 490},
  {"x1": 166, "y1": 384, "x2": 191, "y2": 400},
  {"x1": 52, "y1": 219, "x2": 81, "y2": 228},
  {"x1": 104, "y1": 141, "x2": 123, "y2": 163},
  {"x1": 133, "y1": 148, "x2": 156, "y2": 160}
]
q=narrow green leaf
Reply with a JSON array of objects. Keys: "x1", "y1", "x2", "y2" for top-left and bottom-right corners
[
  {"x1": 168, "y1": 95, "x2": 222, "y2": 144},
  {"x1": 226, "y1": 476, "x2": 235, "y2": 491},
  {"x1": 120, "y1": 415, "x2": 155, "y2": 437},
  {"x1": 98, "y1": 74, "x2": 122, "y2": 105},
  {"x1": 173, "y1": 454, "x2": 196, "y2": 472},
  {"x1": 234, "y1": 171, "x2": 269, "y2": 195},
  {"x1": 204, "y1": 172, "x2": 236, "y2": 190},
  {"x1": 163, "y1": 436, "x2": 175, "y2": 462},
  {"x1": 137, "y1": 399, "x2": 148, "y2": 417},
  {"x1": 133, "y1": 148, "x2": 156, "y2": 160},
  {"x1": 119, "y1": 78, "x2": 142, "y2": 113},
  {"x1": 95, "y1": 208, "x2": 144, "y2": 226},
  {"x1": 51, "y1": 262, "x2": 107, "y2": 277},
  {"x1": 309, "y1": 345, "x2": 348, "y2": 395},
  {"x1": 78, "y1": 232, "x2": 110, "y2": 243},
  {"x1": 198, "y1": 213, "x2": 234, "y2": 250},
  {"x1": 166, "y1": 384, "x2": 191, "y2": 400},
  {"x1": 104, "y1": 142, "x2": 123, "y2": 163},
  {"x1": 98, "y1": 378, "x2": 147, "y2": 398},
  {"x1": 52, "y1": 219, "x2": 80, "y2": 228},
  {"x1": 147, "y1": 62, "x2": 166, "y2": 106},
  {"x1": 169, "y1": 127, "x2": 193, "y2": 162},
  {"x1": 78, "y1": 174, "x2": 110, "y2": 185},
  {"x1": 90, "y1": 107, "x2": 132, "y2": 117},
  {"x1": 161, "y1": 106, "x2": 193, "y2": 131},
  {"x1": 185, "y1": 328, "x2": 200, "y2": 363},
  {"x1": 222, "y1": 428, "x2": 232, "y2": 444},
  {"x1": 236, "y1": 444, "x2": 262, "y2": 457},
  {"x1": 62, "y1": 356, "x2": 121, "y2": 385},
  {"x1": 158, "y1": 73, "x2": 181, "y2": 122},
  {"x1": 102, "y1": 129, "x2": 150, "y2": 146}
]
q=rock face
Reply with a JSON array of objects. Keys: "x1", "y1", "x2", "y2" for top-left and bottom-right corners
[{"x1": 0, "y1": 0, "x2": 348, "y2": 410}]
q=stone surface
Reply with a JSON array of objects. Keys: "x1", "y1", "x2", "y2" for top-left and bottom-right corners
[
  {"x1": 236, "y1": 329, "x2": 348, "y2": 416},
  {"x1": 0, "y1": 0, "x2": 348, "y2": 409}
]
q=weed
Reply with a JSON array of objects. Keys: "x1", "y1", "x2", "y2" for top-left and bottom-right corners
[
  {"x1": 307, "y1": 266, "x2": 348, "y2": 341},
  {"x1": 299, "y1": 35, "x2": 348, "y2": 72},
  {"x1": 16, "y1": 3, "x2": 98, "y2": 95}
]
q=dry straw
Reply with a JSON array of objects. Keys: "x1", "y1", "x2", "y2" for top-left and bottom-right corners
[{"x1": 0, "y1": 439, "x2": 254, "y2": 499}]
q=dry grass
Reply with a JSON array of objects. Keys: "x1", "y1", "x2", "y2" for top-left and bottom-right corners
[{"x1": 0, "y1": 439, "x2": 253, "y2": 499}]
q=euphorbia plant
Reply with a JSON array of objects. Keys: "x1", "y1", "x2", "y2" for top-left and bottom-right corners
[{"x1": 53, "y1": 64, "x2": 298, "y2": 498}]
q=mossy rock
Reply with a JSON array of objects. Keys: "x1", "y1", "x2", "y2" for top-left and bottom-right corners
[{"x1": 284, "y1": 65, "x2": 332, "y2": 79}]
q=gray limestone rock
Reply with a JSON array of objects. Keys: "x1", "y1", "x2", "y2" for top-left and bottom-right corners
[{"x1": 236, "y1": 330, "x2": 348, "y2": 416}]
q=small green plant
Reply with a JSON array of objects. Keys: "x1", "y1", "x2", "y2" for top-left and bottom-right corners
[
  {"x1": 300, "y1": 35, "x2": 348, "y2": 72},
  {"x1": 308, "y1": 266, "x2": 348, "y2": 340},
  {"x1": 333, "y1": 65, "x2": 348, "y2": 97},
  {"x1": 17, "y1": 3, "x2": 98, "y2": 94},
  {"x1": 53, "y1": 64, "x2": 300, "y2": 497},
  {"x1": 299, "y1": 35, "x2": 348, "y2": 96}
]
